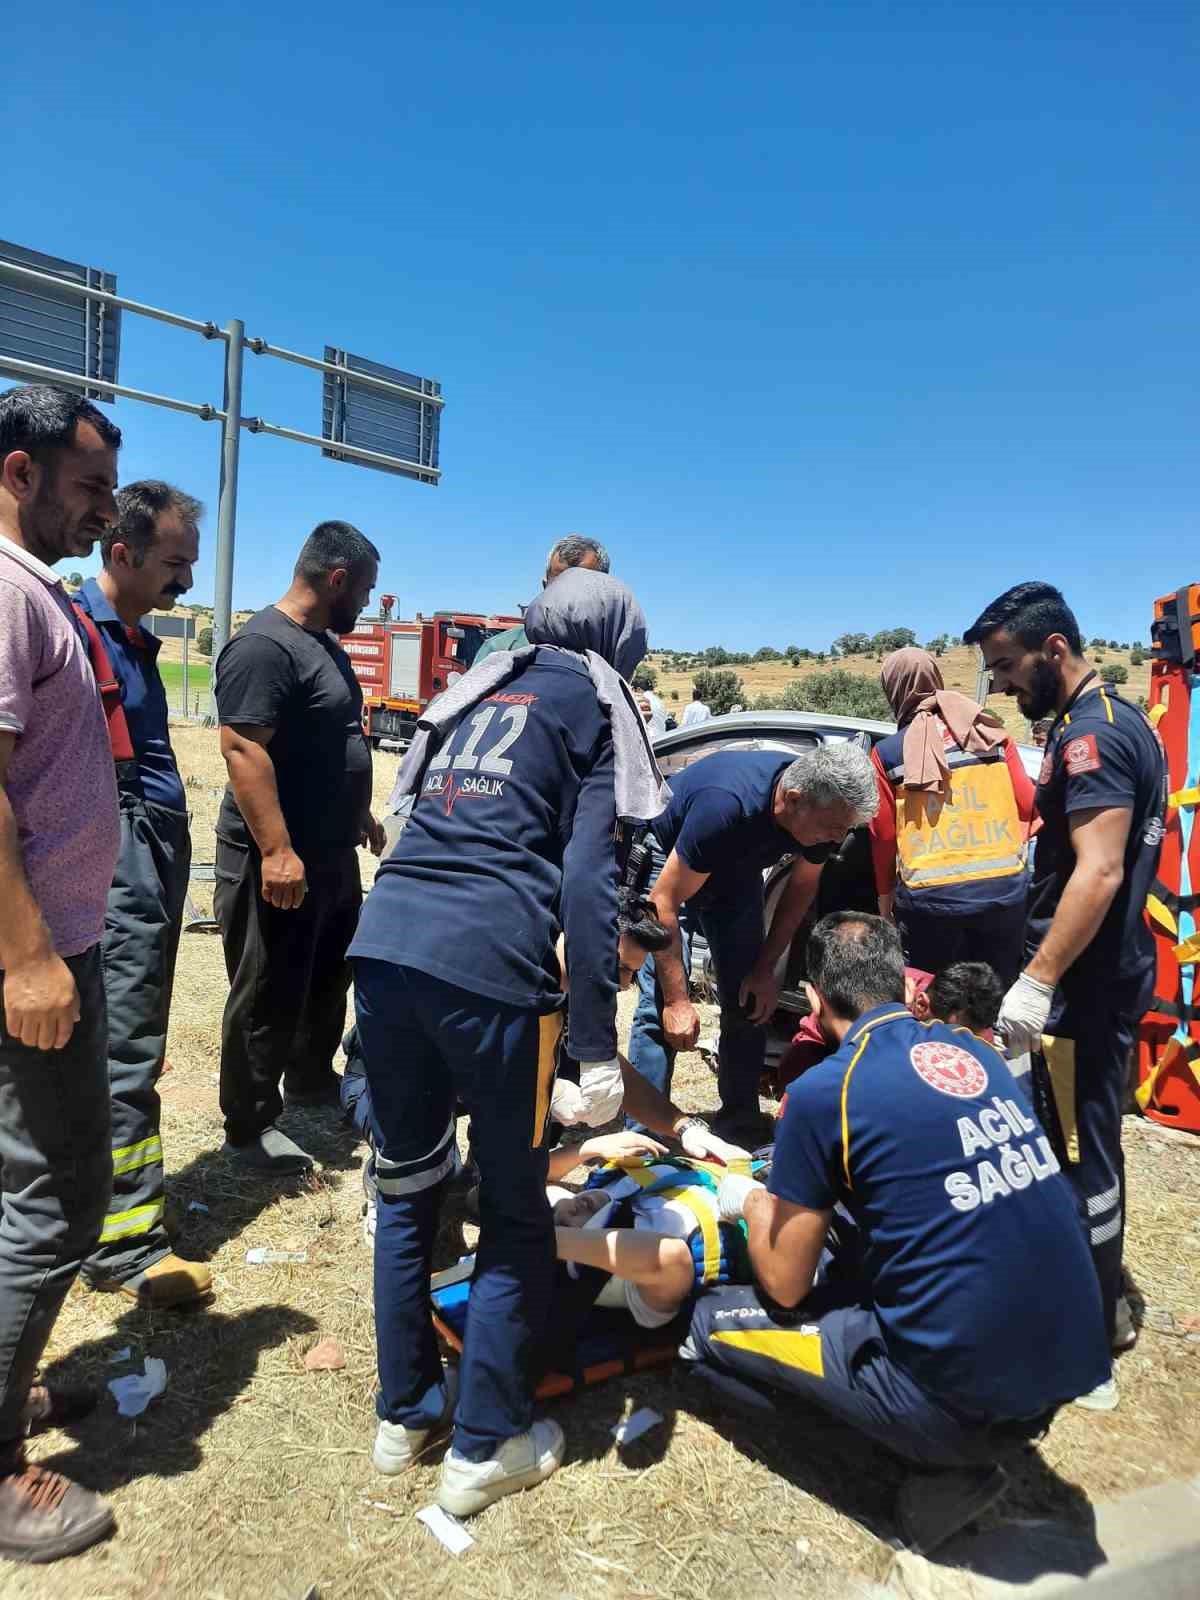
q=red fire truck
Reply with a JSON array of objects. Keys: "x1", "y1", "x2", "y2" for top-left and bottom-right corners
[{"x1": 343, "y1": 608, "x2": 523, "y2": 746}]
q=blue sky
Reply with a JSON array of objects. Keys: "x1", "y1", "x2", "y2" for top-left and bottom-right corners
[{"x1": 6, "y1": 1, "x2": 1196, "y2": 650}]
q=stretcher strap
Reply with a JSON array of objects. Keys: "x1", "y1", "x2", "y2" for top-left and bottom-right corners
[
  {"x1": 614, "y1": 1161, "x2": 723, "y2": 1283},
  {"x1": 1135, "y1": 1033, "x2": 1200, "y2": 1111}
]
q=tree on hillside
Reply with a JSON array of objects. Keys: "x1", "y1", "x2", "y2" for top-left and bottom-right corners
[
  {"x1": 785, "y1": 644, "x2": 802, "y2": 658},
  {"x1": 66, "y1": 571, "x2": 84, "y2": 588},
  {"x1": 197, "y1": 625, "x2": 214, "y2": 657},
  {"x1": 702, "y1": 645, "x2": 733, "y2": 666},
  {"x1": 924, "y1": 633, "x2": 951, "y2": 657},
  {"x1": 692, "y1": 669, "x2": 744, "y2": 717},
  {"x1": 631, "y1": 664, "x2": 658, "y2": 690},
  {"x1": 754, "y1": 670, "x2": 891, "y2": 721},
  {"x1": 1100, "y1": 663, "x2": 1128, "y2": 685},
  {"x1": 1089, "y1": 637, "x2": 1106, "y2": 650},
  {"x1": 832, "y1": 632, "x2": 872, "y2": 657},
  {"x1": 754, "y1": 646, "x2": 782, "y2": 661},
  {"x1": 870, "y1": 627, "x2": 917, "y2": 655},
  {"x1": 1130, "y1": 649, "x2": 1145, "y2": 666}
]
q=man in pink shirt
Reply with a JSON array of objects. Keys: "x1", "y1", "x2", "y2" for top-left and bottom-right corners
[{"x1": 0, "y1": 385, "x2": 122, "y2": 1564}]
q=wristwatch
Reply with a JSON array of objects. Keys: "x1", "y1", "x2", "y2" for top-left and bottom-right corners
[{"x1": 673, "y1": 1115, "x2": 711, "y2": 1138}]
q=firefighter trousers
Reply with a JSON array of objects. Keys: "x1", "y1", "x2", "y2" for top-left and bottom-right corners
[{"x1": 83, "y1": 792, "x2": 190, "y2": 1284}]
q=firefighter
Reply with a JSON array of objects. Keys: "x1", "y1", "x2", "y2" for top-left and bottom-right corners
[
  {"x1": 692, "y1": 913, "x2": 1110, "y2": 1556},
  {"x1": 964, "y1": 582, "x2": 1166, "y2": 1393},
  {"x1": 73, "y1": 482, "x2": 212, "y2": 1307},
  {"x1": 348, "y1": 568, "x2": 666, "y2": 1517},
  {"x1": 870, "y1": 647, "x2": 1036, "y2": 986},
  {"x1": 626, "y1": 744, "x2": 878, "y2": 1146}
]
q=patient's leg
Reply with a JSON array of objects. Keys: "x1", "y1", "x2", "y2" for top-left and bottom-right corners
[{"x1": 555, "y1": 1227, "x2": 695, "y2": 1314}]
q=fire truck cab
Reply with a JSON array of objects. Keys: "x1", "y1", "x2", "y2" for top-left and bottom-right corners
[{"x1": 343, "y1": 609, "x2": 522, "y2": 747}]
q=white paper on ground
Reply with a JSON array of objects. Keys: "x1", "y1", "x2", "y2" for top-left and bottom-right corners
[
  {"x1": 245, "y1": 1247, "x2": 308, "y2": 1265},
  {"x1": 612, "y1": 1405, "x2": 663, "y2": 1446},
  {"x1": 416, "y1": 1504, "x2": 475, "y2": 1555},
  {"x1": 108, "y1": 1357, "x2": 168, "y2": 1417}
]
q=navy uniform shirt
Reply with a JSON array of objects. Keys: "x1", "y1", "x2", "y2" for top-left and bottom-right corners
[
  {"x1": 73, "y1": 579, "x2": 185, "y2": 813},
  {"x1": 350, "y1": 651, "x2": 620, "y2": 1061},
  {"x1": 772, "y1": 1006, "x2": 1110, "y2": 1417},
  {"x1": 1029, "y1": 684, "x2": 1166, "y2": 1008},
  {"x1": 653, "y1": 752, "x2": 796, "y2": 904}
]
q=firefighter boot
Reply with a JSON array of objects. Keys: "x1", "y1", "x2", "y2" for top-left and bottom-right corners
[{"x1": 94, "y1": 1253, "x2": 213, "y2": 1308}]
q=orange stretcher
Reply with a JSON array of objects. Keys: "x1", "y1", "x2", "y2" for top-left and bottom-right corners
[{"x1": 1138, "y1": 584, "x2": 1200, "y2": 1132}]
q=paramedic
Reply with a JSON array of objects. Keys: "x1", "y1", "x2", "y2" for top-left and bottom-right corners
[
  {"x1": 964, "y1": 582, "x2": 1166, "y2": 1364},
  {"x1": 627, "y1": 744, "x2": 878, "y2": 1145},
  {"x1": 871, "y1": 647, "x2": 1035, "y2": 986},
  {"x1": 349, "y1": 569, "x2": 662, "y2": 1518},
  {"x1": 692, "y1": 913, "x2": 1111, "y2": 1555}
]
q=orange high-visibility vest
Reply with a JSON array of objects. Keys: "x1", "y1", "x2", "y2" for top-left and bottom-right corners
[{"x1": 888, "y1": 746, "x2": 1027, "y2": 894}]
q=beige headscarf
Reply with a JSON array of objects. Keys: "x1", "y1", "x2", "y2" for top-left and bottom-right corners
[{"x1": 880, "y1": 648, "x2": 1007, "y2": 796}]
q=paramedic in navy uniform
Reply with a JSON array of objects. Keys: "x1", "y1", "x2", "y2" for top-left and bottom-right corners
[
  {"x1": 694, "y1": 913, "x2": 1111, "y2": 1556},
  {"x1": 964, "y1": 582, "x2": 1165, "y2": 1382},
  {"x1": 349, "y1": 569, "x2": 662, "y2": 1519}
]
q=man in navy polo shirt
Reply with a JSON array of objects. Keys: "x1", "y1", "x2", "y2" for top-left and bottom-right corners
[
  {"x1": 692, "y1": 913, "x2": 1109, "y2": 1555},
  {"x1": 627, "y1": 745, "x2": 878, "y2": 1144},
  {"x1": 73, "y1": 481, "x2": 211, "y2": 1309},
  {"x1": 965, "y1": 582, "x2": 1166, "y2": 1388}
]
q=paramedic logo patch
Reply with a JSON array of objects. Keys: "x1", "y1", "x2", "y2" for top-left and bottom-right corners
[
  {"x1": 1064, "y1": 734, "x2": 1101, "y2": 776},
  {"x1": 910, "y1": 1040, "x2": 989, "y2": 1099}
]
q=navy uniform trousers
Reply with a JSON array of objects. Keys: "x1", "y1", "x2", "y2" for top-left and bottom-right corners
[
  {"x1": 1034, "y1": 988, "x2": 1139, "y2": 1347},
  {"x1": 354, "y1": 957, "x2": 559, "y2": 1463},
  {"x1": 628, "y1": 841, "x2": 767, "y2": 1129},
  {"x1": 82, "y1": 787, "x2": 190, "y2": 1284},
  {"x1": 684, "y1": 1219, "x2": 1052, "y2": 1469}
]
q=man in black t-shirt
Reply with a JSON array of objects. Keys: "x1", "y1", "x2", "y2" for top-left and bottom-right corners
[
  {"x1": 965, "y1": 582, "x2": 1166, "y2": 1389},
  {"x1": 214, "y1": 521, "x2": 385, "y2": 1174}
]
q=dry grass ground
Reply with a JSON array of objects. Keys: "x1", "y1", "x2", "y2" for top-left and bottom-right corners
[
  {"x1": 650, "y1": 644, "x2": 1152, "y2": 741},
  {"x1": 9, "y1": 722, "x2": 1197, "y2": 1600}
]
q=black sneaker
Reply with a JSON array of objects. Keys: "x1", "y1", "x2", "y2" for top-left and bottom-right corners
[{"x1": 895, "y1": 1465, "x2": 1008, "y2": 1555}]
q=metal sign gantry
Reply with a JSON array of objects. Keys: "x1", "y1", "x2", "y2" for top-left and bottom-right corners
[{"x1": 0, "y1": 240, "x2": 442, "y2": 716}]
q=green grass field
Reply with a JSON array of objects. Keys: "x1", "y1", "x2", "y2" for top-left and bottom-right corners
[{"x1": 159, "y1": 659, "x2": 211, "y2": 716}]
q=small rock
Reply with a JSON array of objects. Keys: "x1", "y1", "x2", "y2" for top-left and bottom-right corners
[
  {"x1": 1179, "y1": 1312, "x2": 1200, "y2": 1334},
  {"x1": 304, "y1": 1337, "x2": 346, "y2": 1372},
  {"x1": 795, "y1": 1537, "x2": 811, "y2": 1557},
  {"x1": 1141, "y1": 1306, "x2": 1175, "y2": 1334}
]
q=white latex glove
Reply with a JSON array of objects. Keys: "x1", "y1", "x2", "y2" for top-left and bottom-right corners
[
  {"x1": 575, "y1": 1057, "x2": 625, "y2": 1127},
  {"x1": 679, "y1": 1122, "x2": 752, "y2": 1167},
  {"x1": 550, "y1": 1077, "x2": 588, "y2": 1126},
  {"x1": 996, "y1": 973, "x2": 1055, "y2": 1058},
  {"x1": 717, "y1": 1172, "x2": 765, "y2": 1223}
]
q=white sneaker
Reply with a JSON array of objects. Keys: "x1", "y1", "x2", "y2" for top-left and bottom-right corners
[
  {"x1": 1073, "y1": 1376, "x2": 1119, "y2": 1411},
  {"x1": 372, "y1": 1367, "x2": 459, "y2": 1474},
  {"x1": 437, "y1": 1419, "x2": 564, "y2": 1517}
]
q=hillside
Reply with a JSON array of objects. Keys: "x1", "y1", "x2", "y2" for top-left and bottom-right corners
[{"x1": 646, "y1": 644, "x2": 1151, "y2": 741}]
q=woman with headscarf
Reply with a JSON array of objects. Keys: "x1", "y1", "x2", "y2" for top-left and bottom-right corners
[
  {"x1": 347, "y1": 570, "x2": 666, "y2": 1520},
  {"x1": 869, "y1": 647, "x2": 1036, "y2": 984}
]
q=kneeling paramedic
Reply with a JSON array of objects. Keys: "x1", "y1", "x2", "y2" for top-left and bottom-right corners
[
  {"x1": 627, "y1": 744, "x2": 878, "y2": 1144},
  {"x1": 349, "y1": 569, "x2": 669, "y2": 1518},
  {"x1": 689, "y1": 912, "x2": 1110, "y2": 1556},
  {"x1": 965, "y1": 582, "x2": 1166, "y2": 1380}
]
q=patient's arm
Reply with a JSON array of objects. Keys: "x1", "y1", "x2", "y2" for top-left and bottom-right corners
[
  {"x1": 546, "y1": 1130, "x2": 668, "y2": 1183},
  {"x1": 554, "y1": 1226, "x2": 695, "y2": 1314}
]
